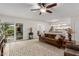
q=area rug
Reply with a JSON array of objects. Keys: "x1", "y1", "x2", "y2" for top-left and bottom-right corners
[{"x1": 4, "y1": 39, "x2": 64, "y2": 56}]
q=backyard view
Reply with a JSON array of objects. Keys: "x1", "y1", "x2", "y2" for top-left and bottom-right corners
[{"x1": 0, "y1": 23, "x2": 14, "y2": 42}]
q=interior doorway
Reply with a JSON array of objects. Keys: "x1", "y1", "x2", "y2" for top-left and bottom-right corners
[{"x1": 16, "y1": 23, "x2": 23, "y2": 40}]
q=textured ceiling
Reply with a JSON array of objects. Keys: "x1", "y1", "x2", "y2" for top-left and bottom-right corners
[{"x1": 0, "y1": 3, "x2": 79, "y2": 22}]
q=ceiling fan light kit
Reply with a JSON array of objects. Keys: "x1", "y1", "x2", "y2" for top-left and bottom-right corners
[{"x1": 40, "y1": 8, "x2": 46, "y2": 13}]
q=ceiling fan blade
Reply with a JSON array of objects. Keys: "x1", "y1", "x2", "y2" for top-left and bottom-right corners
[
  {"x1": 46, "y1": 10, "x2": 52, "y2": 13},
  {"x1": 38, "y1": 3, "x2": 42, "y2": 7},
  {"x1": 31, "y1": 9, "x2": 40, "y2": 11},
  {"x1": 46, "y1": 3, "x2": 57, "y2": 8},
  {"x1": 41, "y1": 3, "x2": 46, "y2": 7},
  {"x1": 38, "y1": 3, "x2": 46, "y2": 7}
]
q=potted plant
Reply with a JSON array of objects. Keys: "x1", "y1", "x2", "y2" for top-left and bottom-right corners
[{"x1": 1, "y1": 23, "x2": 10, "y2": 43}]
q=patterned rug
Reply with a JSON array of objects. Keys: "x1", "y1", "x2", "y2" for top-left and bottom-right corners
[{"x1": 4, "y1": 39, "x2": 64, "y2": 56}]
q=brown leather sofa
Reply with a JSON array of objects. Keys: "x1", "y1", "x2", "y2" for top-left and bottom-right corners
[
  {"x1": 39, "y1": 36, "x2": 61, "y2": 48},
  {"x1": 39, "y1": 33, "x2": 65, "y2": 48},
  {"x1": 39, "y1": 33, "x2": 73, "y2": 48}
]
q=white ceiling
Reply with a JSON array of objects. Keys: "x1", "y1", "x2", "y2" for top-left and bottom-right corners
[{"x1": 0, "y1": 3, "x2": 79, "y2": 22}]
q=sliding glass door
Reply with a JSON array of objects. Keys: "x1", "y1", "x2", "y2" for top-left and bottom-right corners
[
  {"x1": 0, "y1": 23, "x2": 15, "y2": 42},
  {"x1": 0, "y1": 22, "x2": 23, "y2": 42}
]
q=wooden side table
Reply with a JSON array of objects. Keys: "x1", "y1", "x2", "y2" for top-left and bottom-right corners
[
  {"x1": 64, "y1": 47, "x2": 79, "y2": 56},
  {"x1": 64, "y1": 45, "x2": 79, "y2": 56}
]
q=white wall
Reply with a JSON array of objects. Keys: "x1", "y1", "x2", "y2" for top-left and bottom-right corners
[
  {"x1": 73, "y1": 18, "x2": 79, "y2": 41},
  {"x1": 0, "y1": 14, "x2": 50, "y2": 40},
  {"x1": 71, "y1": 17, "x2": 79, "y2": 44},
  {"x1": 0, "y1": 14, "x2": 79, "y2": 43}
]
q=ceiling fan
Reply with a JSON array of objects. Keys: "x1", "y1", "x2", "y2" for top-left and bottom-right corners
[{"x1": 31, "y1": 3, "x2": 57, "y2": 15}]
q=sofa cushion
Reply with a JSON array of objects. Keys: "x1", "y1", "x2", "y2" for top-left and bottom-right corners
[
  {"x1": 67, "y1": 45, "x2": 79, "y2": 51},
  {"x1": 55, "y1": 34, "x2": 61, "y2": 40}
]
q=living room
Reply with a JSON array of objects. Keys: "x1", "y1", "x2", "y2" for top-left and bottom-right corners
[{"x1": 0, "y1": 3, "x2": 79, "y2": 56}]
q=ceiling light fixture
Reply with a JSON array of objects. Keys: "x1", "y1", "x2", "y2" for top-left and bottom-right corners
[
  {"x1": 51, "y1": 19, "x2": 59, "y2": 22},
  {"x1": 40, "y1": 8, "x2": 46, "y2": 13},
  {"x1": 62, "y1": 24, "x2": 67, "y2": 26}
]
